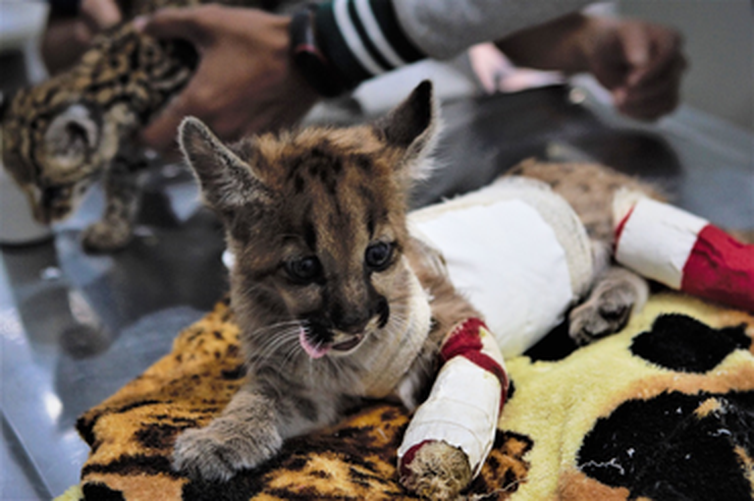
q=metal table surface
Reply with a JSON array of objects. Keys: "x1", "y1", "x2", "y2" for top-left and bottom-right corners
[{"x1": 1, "y1": 85, "x2": 752, "y2": 499}]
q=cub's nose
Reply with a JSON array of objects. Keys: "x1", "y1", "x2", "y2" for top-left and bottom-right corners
[{"x1": 331, "y1": 306, "x2": 371, "y2": 335}]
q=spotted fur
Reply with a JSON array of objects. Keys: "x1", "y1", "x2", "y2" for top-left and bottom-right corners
[{"x1": 0, "y1": 0, "x2": 278, "y2": 252}]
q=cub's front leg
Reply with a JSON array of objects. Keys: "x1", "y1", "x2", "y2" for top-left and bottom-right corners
[
  {"x1": 82, "y1": 149, "x2": 146, "y2": 253},
  {"x1": 172, "y1": 385, "x2": 283, "y2": 481},
  {"x1": 396, "y1": 237, "x2": 487, "y2": 500}
]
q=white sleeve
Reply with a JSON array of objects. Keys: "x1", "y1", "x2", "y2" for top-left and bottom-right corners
[{"x1": 394, "y1": 0, "x2": 593, "y2": 60}]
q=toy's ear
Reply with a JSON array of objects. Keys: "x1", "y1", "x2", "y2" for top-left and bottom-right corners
[
  {"x1": 374, "y1": 80, "x2": 440, "y2": 181},
  {"x1": 43, "y1": 104, "x2": 100, "y2": 172},
  {"x1": 178, "y1": 117, "x2": 270, "y2": 215}
]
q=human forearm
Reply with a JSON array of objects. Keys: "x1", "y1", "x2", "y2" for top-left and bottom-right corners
[
  {"x1": 311, "y1": 0, "x2": 590, "y2": 92},
  {"x1": 496, "y1": 12, "x2": 686, "y2": 121},
  {"x1": 41, "y1": 0, "x2": 121, "y2": 75},
  {"x1": 41, "y1": 16, "x2": 91, "y2": 74},
  {"x1": 137, "y1": 6, "x2": 318, "y2": 150},
  {"x1": 494, "y1": 13, "x2": 592, "y2": 74}
]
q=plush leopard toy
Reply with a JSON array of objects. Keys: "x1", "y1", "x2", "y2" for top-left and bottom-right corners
[{"x1": 0, "y1": 0, "x2": 283, "y2": 252}]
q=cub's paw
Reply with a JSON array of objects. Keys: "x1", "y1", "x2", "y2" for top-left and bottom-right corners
[
  {"x1": 400, "y1": 441, "x2": 472, "y2": 500},
  {"x1": 81, "y1": 220, "x2": 133, "y2": 253},
  {"x1": 569, "y1": 282, "x2": 635, "y2": 345},
  {"x1": 172, "y1": 420, "x2": 282, "y2": 482}
]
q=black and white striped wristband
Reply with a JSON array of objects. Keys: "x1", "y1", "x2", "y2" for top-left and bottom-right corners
[{"x1": 291, "y1": 0, "x2": 426, "y2": 96}]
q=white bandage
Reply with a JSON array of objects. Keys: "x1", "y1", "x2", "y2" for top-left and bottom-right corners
[
  {"x1": 614, "y1": 194, "x2": 754, "y2": 312},
  {"x1": 409, "y1": 177, "x2": 593, "y2": 357},
  {"x1": 615, "y1": 196, "x2": 708, "y2": 289},
  {"x1": 398, "y1": 319, "x2": 507, "y2": 477}
]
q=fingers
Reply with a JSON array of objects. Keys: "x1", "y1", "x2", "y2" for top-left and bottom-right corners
[
  {"x1": 134, "y1": 6, "x2": 211, "y2": 45},
  {"x1": 139, "y1": 75, "x2": 211, "y2": 150},
  {"x1": 136, "y1": 5, "x2": 317, "y2": 150},
  {"x1": 134, "y1": 6, "x2": 221, "y2": 150},
  {"x1": 621, "y1": 22, "x2": 685, "y2": 88},
  {"x1": 615, "y1": 86, "x2": 680, "y2": 121},
  {"x1": 620, "y1": 22, "x2": 652, "y2": 73},
  {"x1": 468, "y1": 44, "x2": 511, "y2": 94},
  {"x1": 138, "y1": 103, "x2": 187, "y2": 151},
  {"x1": 139, "y1": 78, "x2": 248, "y2": 150},
  {"x1": 612, "y1": 21, "x2": 687, "y2": 120},
  {"x1": 80, "y1": 0, "x2": 121, "y2": 30},
  {"x1": 614, "y1": 54, "x2": 686, "y2": 120}
]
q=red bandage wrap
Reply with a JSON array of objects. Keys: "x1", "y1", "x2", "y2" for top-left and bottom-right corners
[
  {"x1": 681, "y1": 225, "x2": 754, "y2": 311},
  {"x1": 398, "y1": 318, "x2": 508, "y2": 479},
  {"x1": 615, "y1": 198, "x2": 754, "y2": 312},
  {"x1": 440, "y1": 318, "x2": 508, "y2": 409}
]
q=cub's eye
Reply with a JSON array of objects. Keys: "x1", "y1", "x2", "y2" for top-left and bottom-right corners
[
  {"x1": 365, "y1": 241, "x2": 394, "y2": 271},
  {"x1": 285, "y1": 256, "x2": 322, "y2": 283}
]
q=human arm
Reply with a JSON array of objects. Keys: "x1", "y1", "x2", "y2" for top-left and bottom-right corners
[
  {"x1": 136, "y1": 0, "x2": 681, "y2": 150},
  {"x1": 136, "y1": 0, "x2": 593, "y2": 151},
  {"x1": 136, "y1": 5, "x2": 318, "y2": 152},
  {"x1": 41, "y1": 0, "x2": 121, "y2": 74},
  {"x1": 314, "y1": 1, "x2": 684, "y2": 120},
  {"x1": 494, "y1": 13, "x2": 687, "y2": 120}
]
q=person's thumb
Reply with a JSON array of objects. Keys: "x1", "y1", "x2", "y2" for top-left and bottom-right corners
[
  {"x1": 620, "y1": 24, "x2": 652, "y2": 86},
  {"x1": 133, "y1": 7, "x2": 206, "y2": 44},
  {"x1": 138, "y1": 97, "x2": 190, "y2": 153}
]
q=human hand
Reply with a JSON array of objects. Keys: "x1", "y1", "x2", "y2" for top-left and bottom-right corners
[
  {"x1": 580, "y1": 17, "x2": 687, "y2": 121},
  {"x1": 496, "y1": 14, "x2": 686, "y2": 121},
  {"x1": 80, "y1": 0, "x2": 122, "y2": 32},
  {"x1": 41, "y1": 0, "x2": 121, "y2": 74},
  {"x1": 135, "y1": 5, "x2": 320, "y2": 152}
]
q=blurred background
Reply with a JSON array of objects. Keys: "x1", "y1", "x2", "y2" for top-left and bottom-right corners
[{"x1": 0, "y1": 1, "x2": 751, "y2": 499}]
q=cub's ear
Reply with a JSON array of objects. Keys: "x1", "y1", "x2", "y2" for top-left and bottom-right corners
[
  {"x1": 374, "y1": 80, "x2": 440, "y2": 180},
  {"x1": 44, "y1": 104, "x2": 99, "y2": 160},
  {"x1": 179, "y1": 117, "x2": 268, "y2": 213}
]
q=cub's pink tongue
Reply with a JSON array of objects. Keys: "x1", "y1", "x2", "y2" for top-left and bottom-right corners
[{"x1": 299, "y1": 328, "x2": 329, "y2": 359}]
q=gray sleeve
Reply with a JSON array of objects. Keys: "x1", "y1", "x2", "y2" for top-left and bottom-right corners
[{"x1": 393, "y1": 0, "x2": 594, "y2": 60}]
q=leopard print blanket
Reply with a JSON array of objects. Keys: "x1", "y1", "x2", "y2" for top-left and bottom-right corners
[{"x1": 68, "y1": 293, "x2": 754, "y2": 500}]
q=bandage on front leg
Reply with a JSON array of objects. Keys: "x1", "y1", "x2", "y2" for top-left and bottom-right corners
[
  {"x1": 398, "y1": 318, "x2": 508, "y2": 483},
  {"x1": 614, "y1": 195, "x2": 754, "y2": 312}
]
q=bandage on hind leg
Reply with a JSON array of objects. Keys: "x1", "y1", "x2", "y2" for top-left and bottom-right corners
[{"x1": 614, "y1": 195, "x2": 754, "y2": 312}]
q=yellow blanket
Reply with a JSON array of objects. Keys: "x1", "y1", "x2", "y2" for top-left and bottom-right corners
[{"x1": 62, "y1": 292, "x2": 754, "y2": 500}]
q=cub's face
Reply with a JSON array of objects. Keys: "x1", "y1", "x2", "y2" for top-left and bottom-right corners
[
  {"x1": 180, "y1": 81, "x2": 438, "y2": 360},
  {"x1": 2, "y1": 88, "x2": 110, "y2": 224}
]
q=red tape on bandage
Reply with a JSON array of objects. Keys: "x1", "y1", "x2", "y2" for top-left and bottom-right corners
[
  {"x1": 682, "y1": 225, "x2": 754, "y2": 312},
  {"x1": 440, "y1": 318, "x2": 486, "y2": 362},
  {"x1": 441, "y1": 318, "x2": 508, "y2": 409},
  {"x1": 613, "y1": 205, "x2": 635, "y2": 252}
]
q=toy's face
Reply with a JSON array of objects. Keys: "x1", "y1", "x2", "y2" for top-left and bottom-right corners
[{"x1": 2, "y1": 96, "x2": 107, "y2": 224}]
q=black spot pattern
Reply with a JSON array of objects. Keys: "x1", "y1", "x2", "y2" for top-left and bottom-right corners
[
  {"x1": 524, "y1": 319, "x2": 579, "y2": 362},
  {"x1": 631, "y1": 314, "x2": 751, "y2": 372},
  {"x1": 578, "y1": 390, "x2": 754, "y2": 501},
  {"x1": 82, "y1": 483, "x2": 125, "y2": 501}
]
